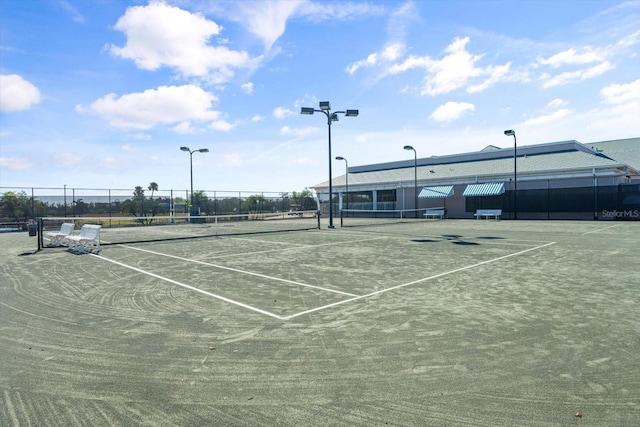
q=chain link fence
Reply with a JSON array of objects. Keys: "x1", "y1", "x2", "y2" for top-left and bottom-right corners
[{"x1": 0, "y1": 187, "x2": 318, "y2": 226}]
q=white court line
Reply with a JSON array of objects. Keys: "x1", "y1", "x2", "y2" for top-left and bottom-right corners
[
  {"x1": 91, "y1": 254, "x2": 285, "y2": 320},
  {"x1": 117, "y1": 244, "x2": 359, "y2": 297},
  {"x1": 282, "y1": 241, "x2": 557, "y2": 320},
  {"x1": 224, "y1": 235, "x2": 389, "y2": 248},
  {"x1": 198, "y1": 236, "x2": 389, "y2": 260},
  {"x1": 581, "y1": 223, "x2": 621, "y2": 235}
]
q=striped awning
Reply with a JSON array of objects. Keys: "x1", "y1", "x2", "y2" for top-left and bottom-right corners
[
  {"x1": 463, "y1": 182, "x2": 505, "y2": 197},
  {"x1": 418, "y1": 185, "x2": 454, "y2": 198}
]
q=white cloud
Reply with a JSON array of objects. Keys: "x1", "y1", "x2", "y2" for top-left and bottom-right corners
[
  {"x1": 0, "y1": 156, "x2": 32, "y2": 170},
  {"x1": 542, "y1": 61, "x2": 614, "y2": 88},
  {"x1": 547, "y1": 98, "x2": 568, "y2": 109},
  {"x1": 57, "y1": 0, "x2": 86, "y2": 24},
  {"x1": 346, "y1": 42, "x2": 406, "y2": 74},
  {"x1": 387, "y1": 36, "x2": 510, "y2": 96},
  {"x1": 121, "y1": 144, "x2": 138, "y2": 152},
  {"x1": 600, "y1": 79, "x2": 640, "y2": 104},
  {"x1": 521, "y1": 109, "x2": 572, "y2": 127},
  {"x1": 241, "y1": 82, "x2": 254, "y2": 94},
  {"x1": 209, "y1": 120, "x2": 234, "y2": 131},
  {"x1": 173, "y1": 121, "x2": 198, "y2": 134},
  {"x1": 582, "y1": 98, "x2": 640, "y2": 137},
  {"x1": 279, "y1": 126, "x2": 316, "y2": 137},
  {"x1": 273, "y1": 106, "x2": 295, "y2": 119},
  {"x1": 296, "y1": 1, "x2": 386, "y2": 23},
  {"x1": 84, "y1": 85, "x2": 220, "y2": 130},
  {"x1": 251, "y1": 115, "x2": 264, "y2": 122},
  {"x1": 419, "y1": 37, "x2": 483, "y2": 96},
  {"x1": 538, "y1": 47, "x2": 606, "y2": 68},
  {"x1": 214, "y1": 0, "x2": 383, "y2": 54},
  {"x1": 345, "y1": 1, "x2": 414, "y2": 75},
  {"x1": 0, "y1": 74, "x2": 41, "y2": 112},
  {"x1": 108, "y1": 2, "x2": 259, "y2": 80},
  {"x1": 467, "y1": 63, "x2": 511, "y2": 93},
  {"x1": 234, "y1": 0, "x2": 303, "y2": 50},
  {"x1": 429, "y1": 101, "x2": 475, "y2": 124}
]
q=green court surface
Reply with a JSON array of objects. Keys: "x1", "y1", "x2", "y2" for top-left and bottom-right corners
[{"x1": 1, "y1": 220, "x2": 638, "y2": 426}]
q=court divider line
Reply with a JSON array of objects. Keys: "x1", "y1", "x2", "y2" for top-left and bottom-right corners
[
  {"x1": 581, "y1": 223, "x2": 621, "y2": 235},
  {"x1": 282, "y1": 241, "x2": 556, "y2": 320},
  {"x1": 197, "y1": 236, "x2": 390, "y2": 260},
  {"x1": 116, "y1": 244, "x2": 359, "y2": 297},
  {"x1": 90, "y1": 253, "x2": 286, "y2": 320}
]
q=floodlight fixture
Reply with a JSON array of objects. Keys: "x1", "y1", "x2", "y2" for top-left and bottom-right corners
[
  {"x1": 180, "y1": 146, "x2": 209, "y2": 217},
  {"x1": 300, "y1": 101, "x2": 359, "y2": 228},
  {"x1": 403, "y1": 146, "x2": 418, "y2": 217},
  {"x1": 503, "y1": 129, "x2": 517, "y2": 219},
  {"x1": 335, "y1": 156, "x2": 349, "y2": 210}
]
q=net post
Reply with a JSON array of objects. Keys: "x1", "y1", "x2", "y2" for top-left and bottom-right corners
[
  {"x1": 37, "y1": 217, "x2": 43, "y2": 251},
  {"x1": 317, "y1": 210, "x2": 321, "y2": 229}
]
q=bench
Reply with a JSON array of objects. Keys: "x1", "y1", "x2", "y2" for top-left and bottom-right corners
[
  {"x1": 64, "y1": 224, "x2": 101, "y2": 254},
  {"x1": 474, "y1": 209, "x2": 502, "y2": 220},
  {"x1": 46, "y1": 223, "x2": 75, "y2": 246},
  {"x1": 424, "y1": 209, "x2": 445, "y2": 219}
]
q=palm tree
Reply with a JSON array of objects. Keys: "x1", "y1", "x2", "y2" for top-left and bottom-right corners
[
  {"x1": 133, "y1": 186, "x2": 145, "y2": 217},
  {"x1": 148, "y1": 182, "x2": 158, "y2": 200},
  {"x1": 148, "y1": 182, "x2": 159, "y2": 217}
]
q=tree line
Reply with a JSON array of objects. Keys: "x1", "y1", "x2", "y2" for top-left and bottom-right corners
[{"x1": 0, "y1": 184, "x2": 316, "y2": 223}]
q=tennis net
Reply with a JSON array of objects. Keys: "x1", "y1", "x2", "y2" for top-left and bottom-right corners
[
  {"x1": 340, "y1": 208, "x2": 430, "y2": 228},
  {"x1": 38, "y1": 211, "x2": 320, "y2": 249}
]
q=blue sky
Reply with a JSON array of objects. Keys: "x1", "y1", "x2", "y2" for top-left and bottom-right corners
[{"x1": 1, "y1": 0, "x2": 639, "y2": 194}]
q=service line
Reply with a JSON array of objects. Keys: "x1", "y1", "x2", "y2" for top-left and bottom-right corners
[
  {"x1": 581, "y1": 223, "x2": 621, "y2": 235},
  {"x1": 283, "y1": 241, "x2": 557, "y2": 320},
  {"x1": 117, "y1": 244, "x2": 359, "y2": 297},
  {"x1": 92, "y1": 253, "x2": 285, "y2": 320}
]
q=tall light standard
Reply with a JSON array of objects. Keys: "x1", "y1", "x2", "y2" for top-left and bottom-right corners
[
  {"x1": 503, "y1": 130, "x2": 517, "y2": 219},
  {"x1": 301, "y1": 101, "x2": 358, "y2": 228},
  {"x1": 335, "y1": 156, "x2": 348, "y2": 210},
  {"x1": 180, "y1": 146, "x2": 209, "y2": 215},
  {"x1": 404, "y1": 145, "x2": 418, "y2": 217}
]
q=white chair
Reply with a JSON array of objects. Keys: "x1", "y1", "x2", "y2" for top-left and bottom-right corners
[
  {"x1": 64, "y1": 224, "x2": 101, "y2": 254},
  {"x1": 46, "y1": 223, "x2": 75, "y2": 246}
]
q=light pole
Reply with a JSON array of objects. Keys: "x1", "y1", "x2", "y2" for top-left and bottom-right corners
[
  {"x1": 404, "y1": 145, "x2": 418, "y2": 217},
  {"x1": 503, "y1": 130, "x2": 517, "y2": 219},
  {"x1": 335, "y1": 156, "x2": 348, "y2": 210},
  {"x1": 180, "y1": 146, "x2": 209, "y2": 216},
  {"x1": 301, "y1": 101, "x2": 358, "y2": 228}
]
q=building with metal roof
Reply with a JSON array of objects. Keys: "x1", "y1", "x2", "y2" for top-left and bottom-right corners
[{"x1": 312, "y1": 137, "x2": 640, "y2": 220}]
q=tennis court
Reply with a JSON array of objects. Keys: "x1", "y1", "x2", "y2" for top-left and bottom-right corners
[{"x1": 1, "y1": 219, "x2": 638, "y2": 426}]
